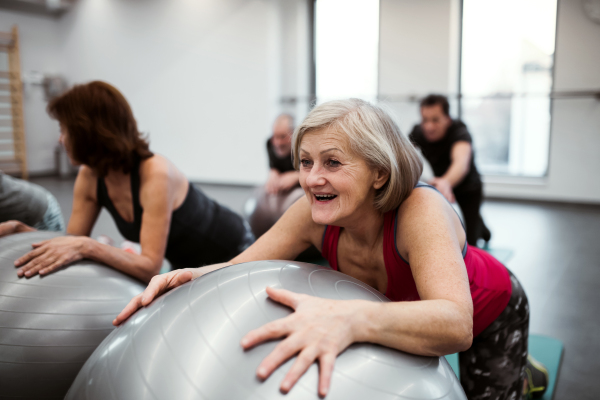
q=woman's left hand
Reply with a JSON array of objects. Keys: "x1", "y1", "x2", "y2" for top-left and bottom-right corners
[
  {"x1": 241, "y1": 286, "x2": 365, "y2": 397},
  {"x1": 14, "y1": 236, "x2": 88, "y2": 278}
]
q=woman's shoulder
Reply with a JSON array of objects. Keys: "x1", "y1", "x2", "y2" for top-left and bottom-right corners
[
  {"x1": 395, "y1": 186, "x2": 454, "y2": 237},
  {"x1": 78, "y1": 164, "x2": 97, "y2": 179},
  {"x1": 139, "y1": 154, "x2": 168, "y2": 175},
  {"x1": 139, "y1": 155, "x2": 186, "y2": 184},
  {"x1": 138, "y1": 154, "x2": 189, "y2": 205},
  {"x1": 395, "y1": 186, "x2": 465, "y2": 258},
  {"x1": 399, "y1": 185, "x2": 446, "y2": 214},
  {"x1": 74, "y1": 165, "x2": 99, "y2": 202}
]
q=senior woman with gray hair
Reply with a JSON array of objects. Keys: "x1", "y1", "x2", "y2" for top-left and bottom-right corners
[{"x1": 115, "y1": 99, "x2": 545, "y2": 400}]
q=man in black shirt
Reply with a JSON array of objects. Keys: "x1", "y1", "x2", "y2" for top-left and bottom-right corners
[
  {"x1": 409, "y1": 94, "x2": 491, "y2": 246},
  {"x1": 265, "y1": 114, "x2": 299, "y2": 193},
  {"x1": 246, "y1": 114, "x2": 304, "y2": 238}
]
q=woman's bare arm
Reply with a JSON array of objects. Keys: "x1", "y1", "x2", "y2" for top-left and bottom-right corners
[
  {"x1": 14, "y1": 166, "x2": 103, "y2": 277},
  {"x1": 17, "y1": 158, "x2": 181, "y2": 283},
  {"x1": 83, "y1": 156, "x2": 180, "y2": 282},
  {"x1": 66, "y1": 166, "x2": 101, "y2": 236},
  {"x1": 354, "y1": 188, "x2": 473, "y2": 356},
  {"x1": 114, "y1": 195, "x2": 323, "y2": 324},
  {"x1": 238, "y1": 189, "x2": 473, "y2": 396},
  {"x1": 232, "y1": 195, "x2": 322, "y2": 264}
]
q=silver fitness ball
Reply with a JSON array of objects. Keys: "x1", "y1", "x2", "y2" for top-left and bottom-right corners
[
  {"x1": 0, "y1": 231, "x2": 146, "y2": 399},
  {"x1": 67, "y1": 260, "x2": 466, "y2": 400}
]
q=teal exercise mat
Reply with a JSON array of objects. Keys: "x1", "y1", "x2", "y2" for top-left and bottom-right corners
[
  {"x1": 445, "y1": 334, "x2": 564, "y2": 400},
  {"x1": 528, "y1": 334, "x2": 564, "y2": 400},
  {"x1": 485, "y1": 247, "x2": 514, "y2": 264}
]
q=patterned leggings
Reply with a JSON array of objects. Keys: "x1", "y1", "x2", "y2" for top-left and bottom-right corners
[{"x1": 459, "y1": 270, "x2": 529, "y2": 400}]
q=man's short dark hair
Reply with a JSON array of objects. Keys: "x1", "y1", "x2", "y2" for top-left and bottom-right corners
[{"x1": 420, "y1": 94, "x2": 450, "y2": 117}]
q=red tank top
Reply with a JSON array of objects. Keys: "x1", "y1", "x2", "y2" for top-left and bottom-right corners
[{"x1": 321, "y1": 209, "x2": 512, "y2": 337}]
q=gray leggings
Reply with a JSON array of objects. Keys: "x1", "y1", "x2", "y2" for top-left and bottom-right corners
[{"x1": 459, "y1": 270, "x2": 529, "y2": 400}]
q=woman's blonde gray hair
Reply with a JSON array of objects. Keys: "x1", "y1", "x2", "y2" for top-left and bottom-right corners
[{"x1": 292, "y1": 98, "x2": 423, "y2": 212}]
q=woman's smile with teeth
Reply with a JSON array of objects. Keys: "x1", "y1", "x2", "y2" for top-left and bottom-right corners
[{"x1": 315, "y1": 194, "x2": 337, "y2": 201}]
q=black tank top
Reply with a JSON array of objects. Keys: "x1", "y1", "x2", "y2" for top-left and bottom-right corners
[{"x1": 96, "y1": 157, "x2": 248, "y2": 268}]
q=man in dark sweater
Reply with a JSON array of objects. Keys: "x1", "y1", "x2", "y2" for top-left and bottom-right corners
[
  {"x1": 265, "y1": 114, "x2": 300, "y2": 194},
  {"x1": 246, "y1": 114, "x2": 304, "y2": 238},
  {"x1": 409, "y1": 94, "x2": 491, "y2": 246}
]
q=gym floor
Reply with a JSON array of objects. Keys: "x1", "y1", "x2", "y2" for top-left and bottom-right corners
[{"x1": 32, "y1": 176, "x2": 600, "y2": 400}]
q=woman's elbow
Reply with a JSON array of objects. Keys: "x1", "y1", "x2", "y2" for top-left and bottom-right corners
[
  {"x1": 456, "y1": 326, "x2": 473, "y2": 353},
  {"x1": 433, "y1": 315, "x2": 473, "y2": 356},
  {"x1": 138, "y1": 259, "x2": 162, "y2": 283},
  {"x1": 452, "y1": 314, "x2": 473, "y2": 353}
]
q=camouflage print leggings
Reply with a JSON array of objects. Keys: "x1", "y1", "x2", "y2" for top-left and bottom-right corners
[{"x1": 459, "y1": 270, "x2": 529, "y2": 400}]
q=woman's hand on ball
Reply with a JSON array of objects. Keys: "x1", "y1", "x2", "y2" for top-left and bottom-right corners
[
  {"x1": 0, "y1": 220, "x2": 36, "y2": 238},
  {"x1": 241, "y1": 286, "x2": 366, "y2": 397},
  {"x1": 14, "y1": 236, "x2": 87, "y2": 278},
  {"x1": 113, "y1": 268, "x2": 194, "y2": 326}
]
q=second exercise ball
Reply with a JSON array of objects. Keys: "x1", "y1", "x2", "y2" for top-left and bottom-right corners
[
  {"x1": 0, "y1": 231, "x2": 146, "y2": 399},
  {"x1": 67, "y1": 260, "x2": 466, "y2": 400}
]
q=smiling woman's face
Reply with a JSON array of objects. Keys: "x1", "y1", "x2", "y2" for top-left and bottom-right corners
[{"x1": 298, "y1": 128, "x2": 387, "y2": 226}]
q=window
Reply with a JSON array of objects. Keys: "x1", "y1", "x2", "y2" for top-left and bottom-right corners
[
  {"x1": 315, "y1": 0, "x2": 379, "y2": 103},
  {"x1": 461, "y1": 0, "x2": 558, "y2": 176}
]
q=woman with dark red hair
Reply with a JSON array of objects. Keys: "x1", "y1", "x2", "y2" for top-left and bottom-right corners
[{"x1": 4, "y1": 81, "x2": 254, "y2": 283}]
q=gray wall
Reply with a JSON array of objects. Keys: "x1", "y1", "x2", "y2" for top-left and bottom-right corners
[
  {"x1": 1, "y1": 0, "x2": 311, "y2": 184},
  {"x1": 378, "y1": 0, "x2": 600, "y2": 204},
  {"x1": 484, "y1": 0, "x2": 600, "y2": 203},
  {"x1": 2, "y1": 0, "x2": 598, "y2": 203},
  {"x1": 378, "y1": 0, "x2": 460, "y2": 134},
  {"x1": 57, "y1": 0, "x2": 282, "y2": 185}
]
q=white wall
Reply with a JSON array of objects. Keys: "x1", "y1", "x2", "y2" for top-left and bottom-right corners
[
  {"x1": 484, "y1": 0, "x2": 600, "y2": 204},
  {"x1": 278, "y1": 0, "x2": 312, "y2": 122},
  {"x1": 377, "y1": 0, "x2": 459, "y2": 180},
  {"x1": 1, "y1": 0, "x2": 313, "y2": 184},
  {"x1": 378, "y1": 0, "x2": 460, "y2": 135},
  {"x1": 378, "y1": 0, "x2": 600, "y2": 204},
  {"x1": 5, "y1": 0, "x2": 597, "y2": 202},
  {"x1": 0, "y1": 10, "x2": 62, "y2": 174},
  {"x1": 56, "y1": 0, "x2": 283, "y2": 185}
]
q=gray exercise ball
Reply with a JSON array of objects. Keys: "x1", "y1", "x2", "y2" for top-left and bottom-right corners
[
  {"x1": 67, "y1": 260, "x2": 466, "y2": 400},
  {"x1": 0, "y1": 231, "x2": 146, "y2": 399}
]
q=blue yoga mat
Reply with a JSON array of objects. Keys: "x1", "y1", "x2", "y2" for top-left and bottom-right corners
[
  {"x1": 445, "y1": 334, "x2": 563, "y2": 400},
  {"x1": 485, "y1": 247, "x2": 514, "y2": 264}
]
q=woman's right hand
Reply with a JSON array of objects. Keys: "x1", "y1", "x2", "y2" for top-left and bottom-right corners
[{"x1": 112, "y1": 268, "x2": 195, "y2": 326}]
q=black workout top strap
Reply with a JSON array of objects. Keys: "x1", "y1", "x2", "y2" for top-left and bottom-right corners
[{"x1": 96, "y1": 156, "x2": 249, "y2": 268}]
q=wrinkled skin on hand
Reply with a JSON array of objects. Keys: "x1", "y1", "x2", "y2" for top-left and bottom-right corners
[
  {"x1": 14, "y1": 235, "x2": 87, "y2": 278},
  {"x1": 113, "y1": 268, "x2": 196, "y2": 326},
  {"x1": 241, "y1": 287, "x2": 361, "y2": 397}
]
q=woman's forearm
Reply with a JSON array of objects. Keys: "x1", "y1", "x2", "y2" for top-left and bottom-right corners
[
  {"x1": 82, "y1": 238, "x2": 161, "y2": 283},
  {"x1": 190, "y1": 262, "x2": 232, "y2": 279},
  {"x1": 353, "y1": 299, "x2": 473, "y2": 357}
]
